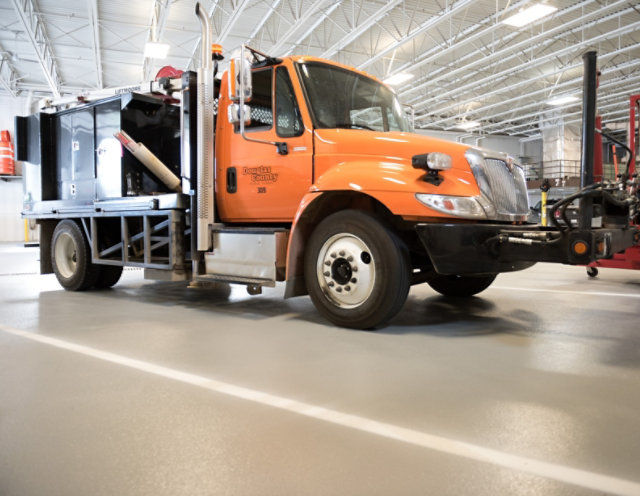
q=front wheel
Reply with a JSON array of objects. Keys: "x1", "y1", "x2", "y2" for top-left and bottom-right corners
[
  {"x1": 427, "y1": 274, "x2": 497, "y2": 297},
  {"x1": 304, "y1": 210, "x2": 410, "y2": 329}
]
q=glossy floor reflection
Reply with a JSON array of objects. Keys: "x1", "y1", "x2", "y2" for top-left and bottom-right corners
[{"x1": 1, "y1": 243, "x2": 640, "y2": 495}]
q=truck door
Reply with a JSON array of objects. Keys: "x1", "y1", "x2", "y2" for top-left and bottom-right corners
[{"x1": 217, "y1": 65, "x2": 313, "y2": 222}]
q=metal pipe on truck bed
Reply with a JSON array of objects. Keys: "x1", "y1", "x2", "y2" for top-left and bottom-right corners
[{"x1": 114, "y1": 131, "x2": 182, "y2": 193}]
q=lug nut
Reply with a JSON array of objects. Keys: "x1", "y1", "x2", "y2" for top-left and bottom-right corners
[
  {"x1": 324, "y1": 260, "x2": 331, "y2": 266},
  {"x1": 328, "y1": 281, "x2": 335, "y2": 287},
  {"x1": 339, "y1": 250, "x2": 345, "y2": 256},
  {"x1": 345, "y1": 286, "x2": 351, "y2": 291},
  {"x1": 352, "y1": 266, "x2": 358, "y2": 272},
  {"x1": 336, "y1": 287, "x2": 342, "y2": 292},
  {"x1": 330, "y1": 252, "x2": 337, "y2": 258},
  {"x1": 351, "y1": 278, "x2": 357, "y2": 283},
  {"x1": 324, "y1": 271, "x2": 330, "y2": 277},
  {"x1": 347, "y1": 256, "x2": 353, "y2": 262}
]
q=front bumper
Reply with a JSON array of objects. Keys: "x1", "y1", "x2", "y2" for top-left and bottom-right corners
[{"x1": 416, "y1": 223, "x2": 640, "y2": 275}]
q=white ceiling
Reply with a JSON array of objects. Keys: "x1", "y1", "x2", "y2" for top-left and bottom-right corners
[{"x1": 0, "y1": 0, "x2": 639, "y2": 138}]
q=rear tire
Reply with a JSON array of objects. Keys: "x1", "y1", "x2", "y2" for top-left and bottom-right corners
[
  {"x1": 304, "y1": 210, "x2": 410, "y2": 329},
  {"x1": 427, "y1": 274, "x2": 497, "y2": 297},
  {"x1": 51, "y1": 220, "x2": 99, "y2": 291},
  {"x1": 94, "y1": 265, "x2": 124, "y2": 289}
]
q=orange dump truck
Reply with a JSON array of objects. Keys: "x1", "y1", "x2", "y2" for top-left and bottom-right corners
[{"x1": 17, "y1": 5, "x2": 639, "y2": 328}]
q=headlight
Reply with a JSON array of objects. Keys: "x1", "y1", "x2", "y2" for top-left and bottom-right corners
[
  {"x1": 412, "y1": 152, "x2": 452, "y2": 171},
  {"x1": 416, "y1": 193, "x2": 487, "y2": 219}
]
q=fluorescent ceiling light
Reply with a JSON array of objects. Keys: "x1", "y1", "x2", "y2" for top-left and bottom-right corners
[
  {"x1": 144, "y1": 42, "x2": 170, "y2": 59},
  {"x1": 546, "y1": 95, "x2": 579, "y2": 106},
  {"x1": 503, "y1": 4, "x2": 558, "y2": 28},
  {"x1": 457, "y1": 121, "x2": 480, "y2": 130},
  {"x1": 383, "y1": 73, "x2": 414, "y2": 86}
]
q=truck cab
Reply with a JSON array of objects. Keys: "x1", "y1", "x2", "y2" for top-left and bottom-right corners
[
  {"x1": 207, "y1": 50, "x2": 538, "y2": 327},
  {"x1": 216, "y1": 55, "x2": 526, "y2": 225}
]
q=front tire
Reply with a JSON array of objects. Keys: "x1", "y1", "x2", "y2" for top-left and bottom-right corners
[
  {"x1": 427, "y1": 274, "x2": 497, "y2": 297},
  {"x1": 304, "y1": 210, "x2": 410, "y2": 329},
  {"x1": 51, "y1": 220, "x2": 99, "y2": 291}
]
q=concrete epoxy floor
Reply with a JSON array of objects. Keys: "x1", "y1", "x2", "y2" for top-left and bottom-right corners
[{"x1": 1, "y1": 243, "x2": 639, "y2": 495}]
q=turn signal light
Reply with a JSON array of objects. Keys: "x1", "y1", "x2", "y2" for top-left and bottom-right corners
[
  {"x1": 572, "y1": 240, "x2": 589, "y2": 256},
  {"x1": 211, "y1": 44, "x2": 224, "y2": 61}
]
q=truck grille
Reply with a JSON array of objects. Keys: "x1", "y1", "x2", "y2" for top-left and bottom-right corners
[{"x1": 483, "y1": 159, "x2": 529, "y2": 215}]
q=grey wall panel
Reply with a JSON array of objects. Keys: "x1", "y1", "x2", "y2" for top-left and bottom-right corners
[{"x1": 0, "y1": 181, "x2": 24, "y2": 242}]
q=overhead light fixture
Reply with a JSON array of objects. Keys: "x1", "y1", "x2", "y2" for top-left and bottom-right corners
[
  {"x1": 503, "y1": 4, "x2": 558, "y2": 28},
  {"x1": 383, "y1": 73, "x2": 415, "y2": 86},
  {"x1": 144, "y1": 41, "x2": 170, "y2": 59},
  {"x1": 457, "y1": 121, "x2": 480, "y2": 131},
  {"x1": 546, "y1": 95, "x2": 579, "y2": 106}
]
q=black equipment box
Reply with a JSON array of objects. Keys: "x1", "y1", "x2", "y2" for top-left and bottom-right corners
[{"x1": 16, "y1": 93, "x2": 181, "y2": 210}]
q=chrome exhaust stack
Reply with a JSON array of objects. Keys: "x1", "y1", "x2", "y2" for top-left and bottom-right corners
[{"x1": 195, "y1": 2, "x2": 214, "y2": 252}]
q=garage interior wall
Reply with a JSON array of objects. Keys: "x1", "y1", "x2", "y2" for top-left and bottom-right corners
[
  {"x1": 0, "y1": 95, "x2": 30, "y2": 242},
  {"x1": 416, "y1": 129, "x2": 543, "y2": 181}
]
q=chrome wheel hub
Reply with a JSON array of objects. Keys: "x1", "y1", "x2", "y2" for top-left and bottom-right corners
[
  {"x1": 55, "y1": 232, "x2": 78, "y2": 279},
  {"x1": 316, "y1": 233, "x2": 375, "y2": 308}
]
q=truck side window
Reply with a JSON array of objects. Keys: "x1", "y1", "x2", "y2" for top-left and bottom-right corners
[
  {"x1": 245, "y1": 68, "x2": 273, "y2": 131},
  {"x1": 275, "y1": 67, "x2": 303, "y2": 138}
]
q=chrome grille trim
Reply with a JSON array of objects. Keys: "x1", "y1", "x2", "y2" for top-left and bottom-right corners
[{"x1": 483, "y1": 159, "x2": 530, "y2": 216}]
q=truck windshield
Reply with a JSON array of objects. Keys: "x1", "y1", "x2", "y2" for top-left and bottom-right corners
[{"x1": 297, "y1": 62, "x2": 412, "y2": 133}]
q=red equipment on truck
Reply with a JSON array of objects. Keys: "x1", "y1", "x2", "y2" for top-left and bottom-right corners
[{"x1": 586, "y1": 93, "x2": 640, "y2": 276}]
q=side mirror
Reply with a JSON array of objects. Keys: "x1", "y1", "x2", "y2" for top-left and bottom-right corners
[
  {"x1": 229, "y1": 45, "x2": 252, "y2": 103},
  {"x1": 228, "y1": 103, "x2": 251, "y2": 125}
]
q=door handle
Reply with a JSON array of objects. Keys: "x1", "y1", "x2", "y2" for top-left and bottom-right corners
[{"x1": 227, "y1": 167, "x2": 237, "y2": 193}]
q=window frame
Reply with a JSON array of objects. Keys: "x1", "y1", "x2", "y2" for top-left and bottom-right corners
[
  {"x1": 275, "y1": 66, "x2": 304, "y2": 139},
  {"x1": 236, "y1": 67, "x2": 274, "y2": 134},
  {"x1": 294, "y1": 61, "x2": 411, "y2": 133}
]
